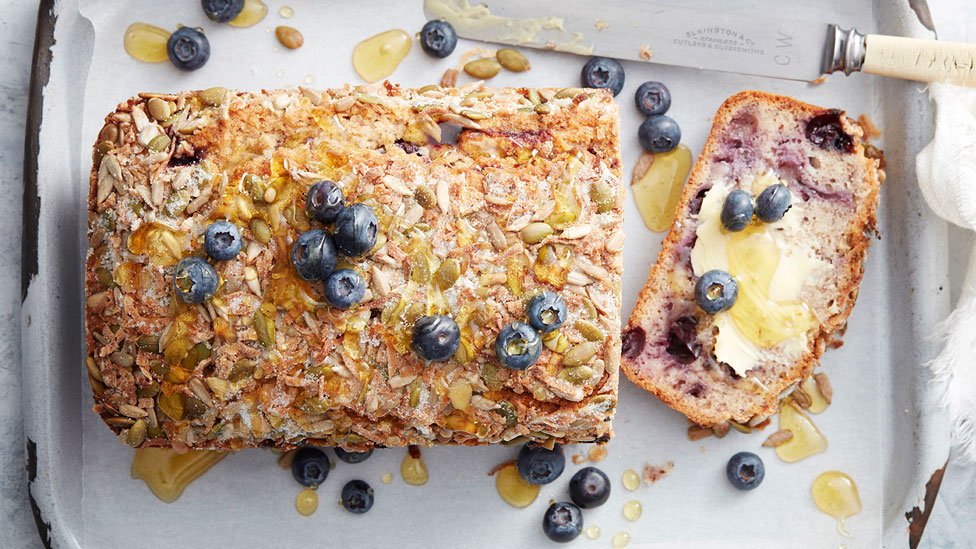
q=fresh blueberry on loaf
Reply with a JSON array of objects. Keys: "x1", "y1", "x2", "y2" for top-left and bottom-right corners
[{"x1": 621, "y1": 91, "x2": 884, "y2": 428}]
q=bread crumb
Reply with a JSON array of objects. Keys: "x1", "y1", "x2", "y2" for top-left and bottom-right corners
[
  {"x1": 639, "y1": 45, "x2": 653, "y2": 61},
  {"x1": 642, "y1": 461, "x2": 674, "y2": 484},
  {"x1": 594, "y1": 18, "x2": 609, "y2": 31},
  {"x1": 810, "y1": 76, "x2": 828, "y2": 85},
  {"x1": 858, "y1": 114, "x2": 882, "y2": 140}
]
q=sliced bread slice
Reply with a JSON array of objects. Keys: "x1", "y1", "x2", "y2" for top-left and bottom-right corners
[{"x1": 621, "y1": 90, "x2": 883, "y2": 427}]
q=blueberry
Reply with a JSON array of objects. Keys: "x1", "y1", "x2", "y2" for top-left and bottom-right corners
[
  {"x1": 411, "y1": 314, "x2": 461, "y2": 362},
  {"x1": 494, "y1": 322, "x2": 542, "y2": 370},
  {"x1": 726, "y1": 451, "x2": 764, "y2": 490},
  {"x1": 805, "y1": 110, "x2": 853, "y2": 153},
  {"x1": 333, "y1": 204, "x2": 378, "y2": 257},
  {"x1": 201, "y1": 0, "x2": 244, "y2": 23},
  {"x1": 340, "y1": 479, "x2": 374, "y2": 514},
  {"x1": 635, "y1": 81, "x2": 671, "y2": 116},
  {"x1": 581, "y1": 57, "x2": 625, "y2": 96},
  {"x1": 542, "y1": 501, "x2": 583, "y2": 543},
  {"x1": 291, "y1": 447, "x2": 330, "y2": 487},
  {"x1": 638, "y1": 114, "x2": 681, "y2": 153},
  {"x1": 305, "y1": 180, "x2": 345, "y2": 224},
  {"x1": 419, "y1": 20, "x2": 457, "y2": 58},
  {"x1": 526, "y1": 291, "x2": 566, "y2": 334},
  {"x1": 720, "y1": 189, "x2": 754, "y2": 232},
  {"x1": 324, "y1": 269, "x2": 366, "y2": 309},
  {"x1": 173, "y1": 257, "x2": 219, "y2": 303},
  {"x1": 665, "y1": 315, "x2": 701, "y2": 364},
  {"x1": 290, "y1": 230, "x2": 337, "y2": 281},
  {"x1": 568, "y1": 466, "x2": 611, "y2": 508},
  {"x1": 166, "y1": 27, "x2": 210, "y2": 71},
  {"x1": 755, "y1": 183, "x2": 792, "y2": 222},
  {"x1": 517, "y1": 443, "x2": 565, "y2": 485},
  {"x1": 694, "y1": 270, "x2": 738, "y2": 315},
  {"x1": 335, "y1": 447, "x2": 373, "y2": 464},
  {"x1": 203, "y1": 221, "x2": 242, "y2": 261}
]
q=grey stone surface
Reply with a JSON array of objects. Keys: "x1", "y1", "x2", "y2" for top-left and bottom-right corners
[{"x1": 0, "y1": 1, "x2": 42, "y2": 548}]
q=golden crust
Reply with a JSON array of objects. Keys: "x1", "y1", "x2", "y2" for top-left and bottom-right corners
[
  {"x1": 621, "y1": 91, "x2": 882, "y2": 427},
  {"x1": 86, "y1": 84, "x2": 623, "y2": 450}
]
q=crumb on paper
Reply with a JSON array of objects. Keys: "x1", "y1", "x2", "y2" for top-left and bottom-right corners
[
  {"x1": 572, "y1": 454, "x2": 588, "y2": 465},
  {"x1": 858, "y1": 113, "x2": 882, "y2": 140},
  {"x1": 639, "y1": 45, "x2": 653, "y2": 61},
  {"x1": 752, "y1": 418, "x2": 771, "y2": 430},
  {"x1": 810, "y1": 76, "x2": 828, "y2": 85},
  {"x1": 588, "y1": 445, "x2": 607, "y2": 462},
  {"x1": 544, "y1": 40, "x2": 557, "y2": 50},
  {"x1": 594, "y1": 18, "x2": 609, "y2": 31},
  {"x1": 488, "y1": 459, "x2": 515, "y2": 476},
  {"x1": 699, "y1": 445, "x2": 706, "y2": 454},
  {"x1": 643, "y1": 461, "x2": 674, "y2": 485}
]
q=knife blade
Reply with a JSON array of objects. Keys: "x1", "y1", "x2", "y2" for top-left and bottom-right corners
[{"x1": 424, "y1": 0, "x2": 976, "y2": 87}]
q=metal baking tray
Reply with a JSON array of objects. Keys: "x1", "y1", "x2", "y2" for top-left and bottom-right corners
[{"x1": 21, "y1": 0, "x2": 950, "y2": 546}]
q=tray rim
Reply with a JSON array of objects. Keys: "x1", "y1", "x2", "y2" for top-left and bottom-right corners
[{"x1": 19, "y1": 0, "x2": 951, "y2": 547}]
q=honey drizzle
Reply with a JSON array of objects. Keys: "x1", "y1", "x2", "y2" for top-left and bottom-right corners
[
  {"x1": 774, "y1": 401, "x2": 827, "y2": 462},
  {"x1": 495, "y1": 463, "x2": 540, "y2": 507},
  {"x1": 229, "y1": 0, "x2": 268, "y2": 28},
  {"x1": 401, "y1": 445, "x2": 428, "y2": 486},
  {"x1": 131, "y1": 448, "x2": 227, "y2": 503},
  {"x1": 630, "y1": 145, "x2": 692, "y2": 232}
]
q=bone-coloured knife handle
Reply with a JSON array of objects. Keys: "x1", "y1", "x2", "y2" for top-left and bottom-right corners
[{"x1": 862, "y1": 34, "x2": 976, "y2": 87}]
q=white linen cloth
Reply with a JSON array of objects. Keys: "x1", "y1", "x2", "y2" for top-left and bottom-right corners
[{"x1": 916, "y1": 82, "x2": 976, "y2": 462}]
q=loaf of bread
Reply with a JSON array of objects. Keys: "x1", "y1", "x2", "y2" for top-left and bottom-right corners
[
  {"x1": 85, "y1": 84, "x2": 623, "y2": 451},
  {"x1": 621, "y1": 91, "x2": 883, "y2": 428}
]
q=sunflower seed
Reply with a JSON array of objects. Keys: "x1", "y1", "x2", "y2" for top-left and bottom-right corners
[
  {"x1": 792, "y1": 387, "x2": 813, "y2": 409},
  {"x1": 119, "y1": 404, "x2": 148, "y2": 418},
  {"x1": 560, "y1": 224, "x2": 592, "y2": 239},
  {"x1": 486, "y1": 220, "x2": 507, "y2": 250},
  {"x1": 86, "y1": 357, "x2": 102, "y2": 383},
  {"x1": 131, "y1": 105, "x2": 151, "y2": 131},
  {"x1": 762, "y1": 429, "x2": 794, "y2": 447},
  {"x1": 370, "y1": 265, "x2": 391, "y2": 298},
  {"x1": 436, "y1": 179, "x2": 450, "y2": 212},
  {"x1": 334, "y1": 95, "x2": 356, "y2": 112},
  {"x1": 814, "y1": 373, "x2": 832, "y2": 404},
  {"x1": 566, "y1": 270, "x2": 594, "y2": 286},
  {"x1": 605, "y1": 230, "x2": 625, "y2": 252},
  {"x1": 437, "y1": 112, "x2": 481, "y2": 129},
  {"x1": 185, "y1": 188, "x2": 212, "y2": 214},
  {"x1": 188, "y1": 378, "x2": 213, "y2": 407},
  {"x1": 687, "y1": 424, "x2": 713, "y2": 441}
]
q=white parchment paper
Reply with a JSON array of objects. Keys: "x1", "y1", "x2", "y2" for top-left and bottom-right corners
[{"x1": 75, "y1": 1, "x2": 888, "y2": 546}]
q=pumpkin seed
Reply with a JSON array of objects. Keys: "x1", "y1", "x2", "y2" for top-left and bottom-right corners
[
  {"x1": 149, "y1": 360, "x2": 169, "y2": 377},
  {"x1": 542, "y1": 331, "x2": 567, "y2": 353},
  {"x1": 687, "y1": 424, "x2": 713, "y2": 441},
  {"x1": 460, "y1": 109, "x2": 488, "y2": 120},
  {"x1": 300, "y1": 396, "x2": 330, "y2": 414},
  {"x1": 96, "y1": 267, "x2": 116, "y2": 288},
  {"x1": 575, "y1": 319, "x2": 604, "y2": 342},
  {"x1": 275, "y1": 25, "x2": 303, "y2": 49},
  {"x1": 534, "y1": 103, "x2": 551, "y2": 115},
  {"x1": 229, "y1": 359, "x2": 256, "y2": 382},
  {"x1": 147, "y1": 97, "x2": 171, "y2": 121},
  {"x1": 464, "y1": 58, "x2": 501, "y2": 79},
  {"x1": 481, "y1": 363, "x2": 503, "y2": 391},
  {"x1": 417, "y1": 84, "x2": 441, "y2": 93},
  {"x1": 254, "y1": 308, "x2": 275, "y2": 348},
  {"x1": 85, "y1": 357, "x2": 102, "y2": 383},
  {"x1": 559, "y1": 365, "x2": 594, "y2": 385},
  {"x1": 729, "y1": 421, "x2": 753, "y2": 434},
  {"x1": 136, "y1": 382, "x2": 160, "y2": 398},
  {"x1": 562, "y1": 342, "x2": 598, "y2": 366},
  {"x1": 590, "y1": 180, "x2": 614, "y2": 213},
  {"x1": 496, "y1": 400, "x2": 518, "y2": 426},
  {"x1": 554, "y1": 87, "x2": 583, "y2": 99},
  {"x1": 98, "y1": 123, "x2": 119, "y2": 143},
  {"x1": 527, "y1": 88, "x2": 542, "y2": 105},
  {"x1": 127, "y1": 419, "x2": 147, "y2": 447},
  {"x1": 415, "y1": 184, "x2": 437, "y2": 209},
  {"x1": 434, "y1": 258, "x2": 460, "y2": 289},
  {"x1": 249, "y1": 218, "x2": 272, "y2": 244},
  {"x1": 137, "y1": 334, "x2": 161, "y2": 352},
  {"x1": 520, "y1": 222, "x2": 553, "y2": 244},
  {"x1": 198, "y1": 87, "x2": 227, "y2": 106},
  {"x1": 581, "y1": 298, "x2": 598, "y2": 321},
  {"x1": 408, "y1": 382, "x2": 421, "y2": 407},
  {"x1": 147, "y1": 424, "x2": 165, "y2": 439},
  {"x1": 713, "y1": 421, "x2": 731, "y2": 438},
  {"x1": 496, "y1": 48, "x2": 530, "y2": 72},
  {"x1": 357, "y1": 94, "x2": 381, "y2": 104},
  {"x1": 183, "y1": 395, "x2": 207, "y2": 418}
]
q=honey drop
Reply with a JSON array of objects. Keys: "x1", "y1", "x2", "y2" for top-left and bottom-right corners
[
  {"x1": 495, "y1": 463, "x2": 540, "y2": 508},
  {"x1": 812, "y1": 471, "x2": 861, "y2": 537},
  {"x1": 612, "y1": 531, "x2": 631, "y2": 548},
  {"x1": 775, "y1": 402, "x2": 827, "y2": 462},
  {"x1": 295, "y1": 488, "x2": 318, "y2": 516},
  {"x1": 622, "y1": 469, "x2": 640, "y2": 491},
  {"x1": 623, "y1": 500, "x2": 642, "y2": 521},
  {"x1": 229, "y1": 0, "x2": 268, "y2": 28},
  {"x1": 401, "y1": 447, "x2": 428, "y2": 486},
  {"x1": 630, "y1": 144, "x2": 693, "y2": 232},
  {"x1": 800, "y1": 376, "x2": 829, "y2": 413},
  {"x1": 586, "y1": 525, "x2": 601, "y2": 539},
  {"x1": 123, "y1": 23, "x2": 170, "y2": 63},
  {"x1": 352, "y1": 30, "x2": 412, "y2": 83}
]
